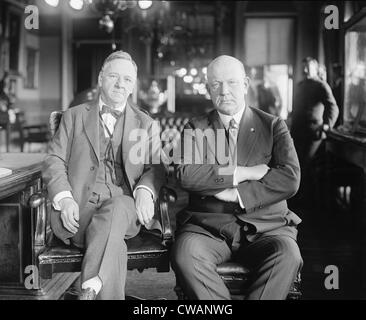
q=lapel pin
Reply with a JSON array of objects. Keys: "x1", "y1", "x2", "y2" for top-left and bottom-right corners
[{"x1": 250, "y1": 128, "x2": 255, "y2": 132}]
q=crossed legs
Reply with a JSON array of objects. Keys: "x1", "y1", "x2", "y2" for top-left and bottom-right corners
[{"x1": 72, "y1": 195, "x2": 139, "y2": 300}]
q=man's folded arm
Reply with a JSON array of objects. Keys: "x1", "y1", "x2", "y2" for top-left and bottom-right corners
[
  {"x1": 176, "y1": 164, "x2": 234, "y2": 196},
  {"x1": 237, "y1": 118, "x2": 300, "y2": 213},
  {"x1": 174, "y1": 121, "x2": 235, "y2": 196}
]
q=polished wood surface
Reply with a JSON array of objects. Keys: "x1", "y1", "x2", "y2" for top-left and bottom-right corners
[{"x1": 0, "y1": 153, "x2": 45, "y2": 198}]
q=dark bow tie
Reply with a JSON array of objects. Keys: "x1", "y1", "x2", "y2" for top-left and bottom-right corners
[{"x1": 100, "y1": 105, "x2": 122, "y2": 119}]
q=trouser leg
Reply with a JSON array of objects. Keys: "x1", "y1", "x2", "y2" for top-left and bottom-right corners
[
  {"x1": 78, "y1": 195, "x2": 139, "y2": 300},
  {"x1": 171, "y1": 226, "x2": 232, "y2": 300},
  {"x1": 234, "y1": 235, "x2": 303, "y2": 300}
]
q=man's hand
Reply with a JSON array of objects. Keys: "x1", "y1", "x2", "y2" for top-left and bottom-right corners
[
  {"x1": 214, "y1": 188, "x2": 239, "y2": 203},
  {"x1": 135, "y1": 188, "x2": 154, "y2": 226},
  {"x1": 236, "y1": 164, "x2": 270, "y2": 183},
  {"x1": 59, "y1": 197, "x2": 79, "y2": 234}
]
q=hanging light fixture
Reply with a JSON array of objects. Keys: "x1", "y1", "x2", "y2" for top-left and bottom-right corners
[
  {"x1": 69, "y1": 0, "x2": 84, "y2": 11},
  {"x1": 44, "y1": 0, "x2": 60, "y2": 7},
  {"x1": 44, "y1": 0, "x2": 157, "y2": 33},
  {"x1": 84, "y1": 0, "x2": 138, "y2": 33},
  {"x1": 138, "y1": 1, "x2": 153, "y2": 10}
]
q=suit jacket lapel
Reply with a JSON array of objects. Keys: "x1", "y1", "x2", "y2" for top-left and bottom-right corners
[
  {"x1": 237, "y1": 106, "x2": 258, "y2": 166},
  {"x1": 82, "y1": 99, "x2": 100, "y2": 163},
  {"x1": 122, "y1": 102, "x2": 141, "y2": 188}
]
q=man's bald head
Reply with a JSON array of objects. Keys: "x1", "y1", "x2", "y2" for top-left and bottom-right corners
[
  {"x1": 207, "y1": 55, "x2": 246, "y2": 81},
  {"x1": 206, "y1": 55, "x2": 249, "y2": 116}
]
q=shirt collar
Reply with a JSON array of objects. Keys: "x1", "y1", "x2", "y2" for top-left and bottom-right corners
[
  {"x1": 217, "y1": 106, "x2": 245, "y2": 129},
  {"x1": 99, "y1": 96, "x2": 126, "y2": 113}
]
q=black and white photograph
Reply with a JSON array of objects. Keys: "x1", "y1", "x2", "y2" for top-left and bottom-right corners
[{"x1": 0, "y1": 0, "x2": 366, "y2": 308}]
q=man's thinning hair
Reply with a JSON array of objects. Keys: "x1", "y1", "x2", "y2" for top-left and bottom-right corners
[
  {"x1": 207, "y1": 55, "x2": 247, "y2": 79},
  {"x1": 100, "y1": 50, "x2": 138, "y2": 74}
]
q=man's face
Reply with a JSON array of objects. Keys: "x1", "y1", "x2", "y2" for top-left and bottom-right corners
[
  {"x1": 98, "y1": 59, "x2": 137, "y2": 107},
  {"x1": 207, "y1": 57, "x2": 249, "y2": 116}
]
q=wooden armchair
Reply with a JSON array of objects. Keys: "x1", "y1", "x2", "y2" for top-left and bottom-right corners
[
  {"x1": 30, "y1": 186, "x2": 176, "y2": 280},
  {"x1": 29, "y1": 110, "x2": 176, "y2": 298}
]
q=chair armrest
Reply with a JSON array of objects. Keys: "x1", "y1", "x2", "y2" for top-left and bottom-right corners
[
  {"x1": 29, "y1": 190, "x2": 48, "y2": 247},
  {"x1": 29, "y1": 185, "x2": 178, "y2": 248},
  {"x1": 158, "y1": 186, "x2": 177, "y2": 245}
]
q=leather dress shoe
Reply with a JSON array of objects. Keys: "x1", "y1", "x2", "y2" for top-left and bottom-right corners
[{"x1": 78, "y1": 288, "x2": 97, "y2": 300}]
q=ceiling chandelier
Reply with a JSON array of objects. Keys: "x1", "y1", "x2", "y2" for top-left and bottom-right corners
[
  {"x1": 44, "y1": 0, "x2": 156, "y2": 33},
  {"x1": 87, "y1": 0, "x2": 153, "y2": 33}
]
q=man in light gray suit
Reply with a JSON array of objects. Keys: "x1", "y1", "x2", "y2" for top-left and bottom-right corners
[
  {"x1": 171, "y1": 55, "x2": 303, "y2": 300},
  {"x1": 43, "y1": 51, "x2": 166, "y2": 300}
]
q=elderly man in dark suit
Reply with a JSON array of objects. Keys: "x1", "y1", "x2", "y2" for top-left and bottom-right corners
[
  {"x1": 171, "y1": 55, "x2": 302, "y2": 300},
  {"x1": 43, "y1": 51, "x2": 166, "y2": 300}
]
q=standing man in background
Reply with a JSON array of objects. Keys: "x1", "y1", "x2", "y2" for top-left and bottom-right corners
[{"x1": 291, "y1": 57, "x2": 339, "y2": 206}]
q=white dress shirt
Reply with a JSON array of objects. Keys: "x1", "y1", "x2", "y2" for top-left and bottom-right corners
[{"x1": 99, "y1": 97, "x2": 126, "y2": 138}]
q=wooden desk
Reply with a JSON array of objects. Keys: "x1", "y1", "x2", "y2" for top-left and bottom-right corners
[{"x1": 0, "y1": 153, "x2": 78, "y2": 300}]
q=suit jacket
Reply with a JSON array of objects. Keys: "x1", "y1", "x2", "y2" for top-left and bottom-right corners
[
  {"x1": 42, "y1": 98, "x2": 166, "y2": 242},
  {"x1": 175, "y1": 106, "x2": 302, "y2": 241}
]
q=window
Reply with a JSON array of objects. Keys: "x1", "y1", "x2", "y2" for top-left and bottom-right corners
[{"x1": 244, "y1": 18, "x2": 295, "y2": 119}]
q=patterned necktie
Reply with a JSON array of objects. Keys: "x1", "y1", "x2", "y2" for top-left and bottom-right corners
[
  {"x1": 228, "y1": 118, "x2": 239, "y2": 165},
  {"x1": 100, "y1": 104, "x2": 122, "y2": 120}
]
